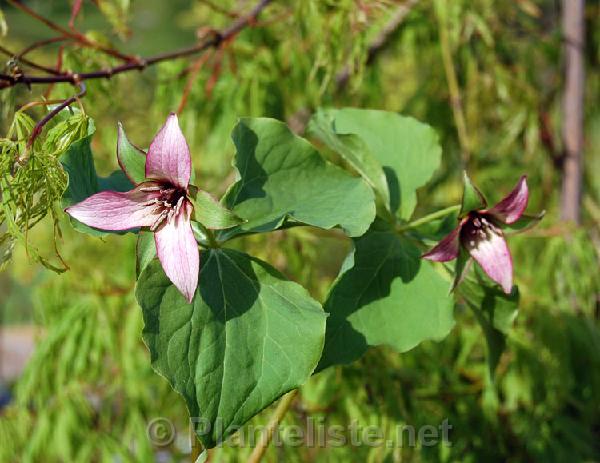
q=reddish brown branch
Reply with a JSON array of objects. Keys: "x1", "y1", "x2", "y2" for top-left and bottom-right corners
[
  {"x1": 24, "y1": 82, "x2": 87, "y2": 153},
  {"x1": 0, "y1": 45, "x2": 62, "y2": 76},
  {"x1": 18, "y1": 36, "x2": 71, "y2": 59},
  {"x1": 69, "y1": 0, "x2": 84, "y2": 29},
  {"x1": 177, "y1": 50, "x2": 215, "y2": 114},
  {"x1": 7, "y1": 0, "x2": 134, "y2": 62},
  {"x1": 1, "y1": 0, "x2": 273, "y2": 89}
]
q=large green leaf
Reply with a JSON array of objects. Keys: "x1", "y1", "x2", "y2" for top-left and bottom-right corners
[
  {"x1": 317, "y1": 108, "x2": 442, "y2": 220},
  {"x1": 136, "y1": 248, "x2": 327, "y2": 448},
  {"x1": 222, "y1": 118, "x2": 375, "y2": 239},
  {"x1": 307, "y1": 109, "x2": 390, "y2": 209},
  {"x1": 60, "y1": 133, "x2": 135, "y2": 236},
  {"x1": 318, "y1": 227, "x2": 455, "y2": 370}
]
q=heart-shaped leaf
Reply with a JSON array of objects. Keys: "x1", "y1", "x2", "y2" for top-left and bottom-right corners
[
  {"x1": 222, "y1": 118, "x2": 375, "y2": 239},
  {"x1": 315, "y1": 108, "x2": 442, "y2": 220},
  {"x1": 307, "y1": 109, "x2": 390, "y2": 209},
  {"x1": 136, "y1": 248, "x2": 327, "y2": 448},
  {"x1": 318, "y1": 227, "x2": 455, "y2": 370}
]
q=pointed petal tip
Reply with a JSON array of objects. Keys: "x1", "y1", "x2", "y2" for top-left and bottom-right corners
[
  {"x1": 501, "y1": 282, "x2": 513, "y2": 295},
  {"x1": 488, "y1": 175, "x2": 529, "y2": 224},
  {"x1": 65, "y1": 188, "x2": 161, "y2": 231},
  {"x1": 185, "y1": 292, "x2": 194, "y2": 304},
  {"x1": 146, "y1": 113, "x2": 191, "y2": 188}
]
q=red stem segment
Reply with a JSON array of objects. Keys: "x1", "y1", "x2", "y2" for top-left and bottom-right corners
[
  {"x1": 1, "y1": 0, "x2": 272, "y2": 89},
  {"x1": 23, "y1": 82, "x2": 87, "y2": 154}
]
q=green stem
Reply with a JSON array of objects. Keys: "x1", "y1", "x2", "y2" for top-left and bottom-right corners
[
  {"x1": 196, "y1": 222, "x2": 220, "y2": 248},
  {"x1": 396, "y1": 205, "x2": 460, "y2": 233},
  {"x1": 205, "y1": 228, "x2": 219, "y2": 248},
  {"x1": 247, "y1": 389, "x2": 298, "y2": 463}
]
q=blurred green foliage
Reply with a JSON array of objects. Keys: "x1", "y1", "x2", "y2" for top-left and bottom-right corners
[{"x1": 0, "y1": 0, "x2": 599, "y2": 461}]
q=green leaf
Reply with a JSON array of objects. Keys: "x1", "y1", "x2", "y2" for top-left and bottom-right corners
[
  {"x1": 136, "y1": 248, "x2": 327, "y2": 448},
  {"x1": 222, "y1": 118, "x2": 375, "y2": 239},
  {"x1": 190, "y1": 189, "x2": 244, "y2": 230},
  {"x1": 136, "y1": 231, "x2": 156, "y2": 278},
  {"x1": 117, "y1": 122, "x2": 146, "y2": 184},
  {"x1": 318, "y1": 227, "x2": 455, "y2": 370},
  {"x1": 460, "y1": 171, "x2": 487, "y2": 216},
  {"x1": 314, "y1": 108, "x2": 443, "y2": 220},
  {"x1": 60, "y1": 131, "x2": 135, "y2": 237},
  {"x1": 307, "y1": 109, "x2": 390, "y2": 209}
]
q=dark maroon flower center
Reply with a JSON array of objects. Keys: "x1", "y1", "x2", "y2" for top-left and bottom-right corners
[
  {"x1": 139, "y1": 182, "x2": 189, "y2": 230},
  {"x1": 159, "y1": 185, "x2": 187, "y2": 208},
  {"x1": 460, "y1": 212, "x2": 500, "y2": 248}
]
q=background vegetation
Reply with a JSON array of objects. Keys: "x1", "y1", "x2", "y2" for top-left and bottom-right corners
[{"x1": 0, "y1": 0, "x2": 599, "y2": 461}]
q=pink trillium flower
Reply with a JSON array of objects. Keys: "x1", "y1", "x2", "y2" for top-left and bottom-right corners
[
  {"x1": 422, "y1": 176, "x2": 530, "y2": 294},
  {"x1": 66, "y1": 113, "x2": 199, "y2": 302}
]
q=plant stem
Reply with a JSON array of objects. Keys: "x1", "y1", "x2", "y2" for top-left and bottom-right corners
[
  {"x1": 203, "y1": 226, "x2": 220, "y2": 249},
  {"x1": 1, "y1": 0, "x2": 273, "y2": 89},
  {"x1": 396, "y1": 205, "x2": 460, "y2": 233},
  {"x1": 247, "y1": 389, "x2": 298, "y2": 463},
  {"x1": 190, "y1": 436, "x2": 203, "y2": 462}
]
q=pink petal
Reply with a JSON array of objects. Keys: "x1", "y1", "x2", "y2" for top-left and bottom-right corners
[
  {"x1": 422, "y1": 224, "x2": 462, "y2": 262},
  {"x1": 146, "y1": 113, "x2": 191, "y2": 189},
  {"x1": 463, "y1": 228, "x2": 513, "y2": 294},
  {"x1": 66, "y1": 187, "x2": 161, "y2": 231},
  {"x1": 487, "y1": 176, "x2": 529, "y2": 224},
  {"x1": 154, "y1": 201, "x2": 199, "y2": 303}
]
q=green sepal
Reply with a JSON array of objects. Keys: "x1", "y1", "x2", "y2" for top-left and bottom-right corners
[
  {"x1": 189, "y1": 188, "x2": 244, "y2": 230},
  {"x1": 452, "y1": 247, "x2": 472, "y2": 291},
  {"x1": 136, "y1": 231, "x2": 156, "y2": 278},
  {"x1": 117, "y1": 122, "x2": 146, "y2": 184},
  {"x1": 503, "y1": 211, "x2": 545, "y2": 235},
  {"x1": 460, "y1": 171, "x2": 487, "y2": 216}
]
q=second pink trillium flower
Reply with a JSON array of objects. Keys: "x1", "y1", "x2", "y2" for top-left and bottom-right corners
[
  {"x1": 423, "y1": 175, "x2": 531, "y2": 294},
  {"x1": 66, "y1": 113, "x2": 199, "y2": 302}
]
